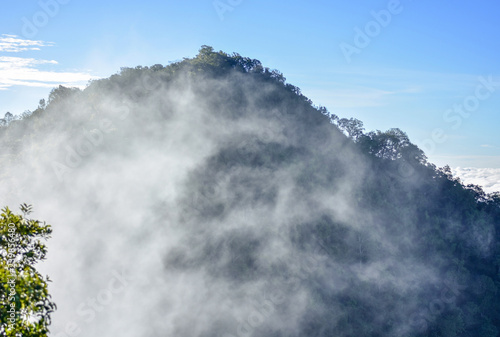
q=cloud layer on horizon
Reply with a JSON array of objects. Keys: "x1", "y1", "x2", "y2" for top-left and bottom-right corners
[{"x1": 452, "y1": 167, "x2": 500, "y2": 194}]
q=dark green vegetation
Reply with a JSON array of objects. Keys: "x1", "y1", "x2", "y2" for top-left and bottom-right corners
[
  {"x1": 1, "y1": 46, "x2": 500, "y2": 337},
  {"x1": 0, "y1": 205, "x2": 55, "y2": 337}
]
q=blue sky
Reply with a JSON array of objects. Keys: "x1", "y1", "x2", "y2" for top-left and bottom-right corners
[{"x1": 1, "y1": 0, "x2": 500, "y2": 170}]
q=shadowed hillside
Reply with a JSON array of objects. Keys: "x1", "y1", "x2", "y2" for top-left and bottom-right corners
[{"x1": 1, "y1": 46, "x2": 500, "y2": 337}]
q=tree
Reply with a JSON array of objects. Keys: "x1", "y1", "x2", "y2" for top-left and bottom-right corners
[
  {"x1": 47, "y1": 86, "x2": 81, "y2": 105},
  {"x1": 38, "y1": 99, "x2": 46, "y2": 110},
  {"x1": 0, "y1": 113, "x2": 14, "y2": 127},
  {"x1": 357, "y1": 128, "x2": 420, "y2": 160},
  {"x1": 336, "y1": 117, "x2": 365, "y2": 141},
  {"x1": 0, "y1": 204, "x2": 56, "y2": 337},
  {"x1": 4, "y1": 113, "x2": 14, "y2": 124}
]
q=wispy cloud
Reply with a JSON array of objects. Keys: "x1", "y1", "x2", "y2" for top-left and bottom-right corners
[
  {"x1": 0, "y1": 56, "x2": 94, "y2": 90},
  {"x1": 0, "y1": 35, "x2": 96, "y2": 90},
  {"x1": 0, "y1": 34, "x2": 54, "y2": 52}
]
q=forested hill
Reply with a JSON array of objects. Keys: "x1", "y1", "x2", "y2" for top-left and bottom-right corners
[{"x1": 1, "y1": 46, "x2": 500, "y2": 337}]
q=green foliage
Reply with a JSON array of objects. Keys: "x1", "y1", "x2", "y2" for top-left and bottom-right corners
[
  {"x1": 336, "y1": 117, "x2": 365, "y2": 141},
  {"x1": 47, "y1": 85, "x2": 81, "y2": 105},
  {"x1": 0, "y1": 205, "x2": 55, "y2": 337},
  {"x1": 0, "y1": 113, "x2": 14, "y2": 127}
]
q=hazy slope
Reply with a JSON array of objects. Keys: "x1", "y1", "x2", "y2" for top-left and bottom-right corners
[{"x1": 1, "y1": 47, "x2": 499, "y2": 337}]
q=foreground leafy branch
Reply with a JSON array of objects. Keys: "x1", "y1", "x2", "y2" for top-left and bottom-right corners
[{"x1": 0, "y1": 204, "x2": 56, "y2": 337}]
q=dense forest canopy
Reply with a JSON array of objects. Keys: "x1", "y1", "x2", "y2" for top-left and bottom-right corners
[{"x1": 0, "y1": 46, "x2": 499, "y2": 337}]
